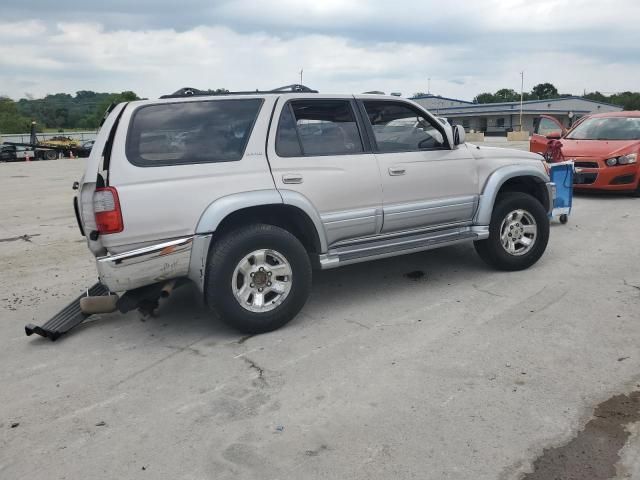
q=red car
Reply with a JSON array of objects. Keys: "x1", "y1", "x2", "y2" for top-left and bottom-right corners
[{"x1": 530, "y1": 112, "x2": 640, "y2": 195}]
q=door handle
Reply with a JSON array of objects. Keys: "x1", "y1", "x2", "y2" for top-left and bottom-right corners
[
  {"x1": 282, "y1": 174, "x2": 303, "y2": 184},
  {"x1": 388, "y1": 167, "x2": 406, "y2": 176}
]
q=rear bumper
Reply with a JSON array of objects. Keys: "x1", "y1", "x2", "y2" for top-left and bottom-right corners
[{"x1": 96, "y1": 237, "x2": 194, "y2": 292}]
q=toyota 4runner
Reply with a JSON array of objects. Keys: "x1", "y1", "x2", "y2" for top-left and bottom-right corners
[{"x1": 71, "y1": 85, "x2": 555, "y2": 334}]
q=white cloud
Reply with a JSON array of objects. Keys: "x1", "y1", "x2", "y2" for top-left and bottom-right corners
[{"x1": 0, "y1": 0, "x2": 639, "y2": 100}]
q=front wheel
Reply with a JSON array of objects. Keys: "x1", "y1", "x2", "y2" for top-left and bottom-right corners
[
  {"x1": 205, "y1": 224, "x2": 312, "y2": 333},
  {"x1": 474, "y1": 192, "x2": 550, "y2": 271}
]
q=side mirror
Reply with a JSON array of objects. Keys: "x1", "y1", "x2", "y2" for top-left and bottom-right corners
[
  {"x1": 546, "y1": 131, "x2": 562, "y2": 140},
  {"x1": 453, "y1": 125, "x2": 466, "y2": 145}
]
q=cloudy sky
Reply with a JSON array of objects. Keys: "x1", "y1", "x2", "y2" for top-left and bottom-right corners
[{"x1": 1, "y1": 0, "x2": 639, "y2": 101}]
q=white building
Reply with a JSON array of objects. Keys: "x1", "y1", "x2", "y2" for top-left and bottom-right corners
[{"x1": 410, "y1": 94, "x2": 622, "y2": 135}]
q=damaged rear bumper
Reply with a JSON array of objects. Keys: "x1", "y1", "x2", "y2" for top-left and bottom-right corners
[{"x1": 96, "y1": 236, "x2": 194, "y2": 291}]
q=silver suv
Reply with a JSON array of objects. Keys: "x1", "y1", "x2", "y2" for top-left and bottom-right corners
[{"x1": 75, "y1": 85, "x2": 555, "y2": 333}]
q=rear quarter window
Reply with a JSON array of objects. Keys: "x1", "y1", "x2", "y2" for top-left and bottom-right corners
[{"x1": 126, "y1": 98, "x2": 263, "y2": 166}]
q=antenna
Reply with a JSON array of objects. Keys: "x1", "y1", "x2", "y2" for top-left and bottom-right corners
[
  {"x1": 428, "y1": 77, "x2": 431, "y2": 94},
  {"x1": 299, "y1": 68, "x2": 304, "y2": 85},
  {"x1": 519, "y1": 71, "x2": 524, "y2": 132}
]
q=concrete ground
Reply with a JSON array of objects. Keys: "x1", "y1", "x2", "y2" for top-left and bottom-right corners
[{"x1": 1, "y1": 148, "x2": 639, "y2": 480}]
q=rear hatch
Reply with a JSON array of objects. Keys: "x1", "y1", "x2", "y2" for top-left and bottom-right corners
[{"x1": 75, "y1": 102, "x2": 128, "y2": 256}]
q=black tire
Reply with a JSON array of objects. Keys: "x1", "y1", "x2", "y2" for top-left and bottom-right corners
[
  {"x1": 44, "y1": 150, "x2": 57, "y2": 160},
  {"x1": 559, "y1": 214, "x2": 568, "y2": 224},
  {"x1": 205, "y1": 224, "x2": 312, "y2": 333},
  {"x1": 474, "y1": 192, "x2": 550, "y2": 271}
]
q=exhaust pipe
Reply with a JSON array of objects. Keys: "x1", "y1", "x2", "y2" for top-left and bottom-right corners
[
  {"x1": 79, "y1": 294, "x2": 119, "y2": 315},
  {"x1": 160, "y1": 280, "x2": 176, "y2": 298}
]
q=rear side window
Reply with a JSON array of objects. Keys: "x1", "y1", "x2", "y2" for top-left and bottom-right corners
[
  {"x1": 275, "y1": 105, "x2": 303, "y2": 157},
  {"x1": 276, "y1": 100, "x2": 364, "y2": 157},
  {"x1": 126, "y1": 99, "x2": 263, "y2": 166}
]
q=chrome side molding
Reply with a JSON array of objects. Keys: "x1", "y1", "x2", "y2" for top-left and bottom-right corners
[{"x1": 319, "y1": 226, "x2": 485, "y2": 269}]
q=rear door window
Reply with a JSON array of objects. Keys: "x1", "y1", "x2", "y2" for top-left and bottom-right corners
[
  {"x1": 126, "y1": 98, "x2": 263, "y2": 166},
  {"x1": 276, "y1": 100, "x2": 364, "y2": 157}
]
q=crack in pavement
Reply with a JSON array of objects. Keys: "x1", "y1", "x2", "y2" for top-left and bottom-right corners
[
  {"x1": 623, "y1": 279, "x2": 640, "y2": 292},
  {"x1": 243, "y1": 357, "x2": 264, "y2": 379},
  {"x1": 235, "y1": 334, "x2": 255, "y2": 345},
  {"x1": 346, "y1": 319, "x2": 370, "y2": 330},
  {"x1": 0, "y1": 233, "x2": 40, "y2": 243},
  {"x1": 113, "y1": 336, "x2": 208, "y2": 387},
  {"x1": 473, "y1": 284, "x2": 506, "y2": 298}
]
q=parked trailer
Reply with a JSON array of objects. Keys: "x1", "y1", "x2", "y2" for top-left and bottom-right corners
[
  {"x1": 0, "y1": 142, "x2": 69, "y2": 160},
  {"x1": 0, "y1": 122, "x2": 80, "y2": 161}
]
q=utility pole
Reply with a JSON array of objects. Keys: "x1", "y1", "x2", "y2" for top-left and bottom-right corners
[
  {"x1": 299, "y1": 68, "x2": 303, "y2": 85},
  {"x1": 519, "y1": 71, "x2": 524, "y2": 132}
]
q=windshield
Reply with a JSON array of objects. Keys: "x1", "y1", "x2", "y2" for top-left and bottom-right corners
[{"x1": 566, "y1": 116, "x2": 640, "y2": 140}]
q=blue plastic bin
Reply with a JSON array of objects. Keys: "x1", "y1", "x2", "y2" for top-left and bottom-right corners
[{"x1": 548, "y1": 160, "x2": 574, "y2": 224}]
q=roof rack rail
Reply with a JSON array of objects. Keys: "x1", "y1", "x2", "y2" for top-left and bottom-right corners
[
  {"x1": 269, "y1": 84, "x2": 318, "y2": 93},
  {"x1": 160, "y1": 84, "x2": 318, "y2": 99}
]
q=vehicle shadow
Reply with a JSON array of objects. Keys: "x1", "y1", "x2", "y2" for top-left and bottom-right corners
[{"x1": 48, "y1": 242, "x2": 491, "y2": 343}]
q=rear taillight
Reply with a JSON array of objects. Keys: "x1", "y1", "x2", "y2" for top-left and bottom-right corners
[{"x1": 93, "y1": 187, "x2": 123, "y2": 234}]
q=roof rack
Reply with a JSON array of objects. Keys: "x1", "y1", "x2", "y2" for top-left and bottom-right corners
[{"x1": 160, "y1": 84, "x2": 318, "y2": 99}]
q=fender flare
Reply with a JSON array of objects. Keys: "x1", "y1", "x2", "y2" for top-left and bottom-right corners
[
  {"x1": 278, "y1": 189, "x2": 328, "y2": 252},
  {"x1": 188, "y1": 189, "x2": 328, "y2": 291},
  {"x1": 194, "y1": 189, "x2": 327, "y2": 251},
  {"x1": 474, "y1": 165, "x2": 550, "y2": 225},
  {"x1": 195, "y1": 189, "x2": 283, "y2": 234}
]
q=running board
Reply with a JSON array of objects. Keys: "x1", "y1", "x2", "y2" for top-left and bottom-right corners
[
  {"x1": 319, "y1": 228, "x2": 480, "y2": 269},
  {"x1": 25, "y1": 283, "x2": 111, "y2": 341}
]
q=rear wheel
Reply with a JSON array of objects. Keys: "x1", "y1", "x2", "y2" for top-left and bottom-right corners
[
  {"x1": 205, "y1": 224, "x2": 312, "y2": 333},
  {"x1": 474, "y1": 192, "x2": 549, "y2": 271},
  {"x1": 44, "y1": 150, "x2": 57, "y2": 160}
]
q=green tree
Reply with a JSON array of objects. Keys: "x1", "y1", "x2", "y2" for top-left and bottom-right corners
[
  {"x1": 89, "y1": 91, "x2": 141, "y2": 127},
  {"x1": 531, "y1": 83, "x2": 559, "y2": 99},
  {"x1": 473, "y1": 92, "x2": 497, "y2": 104},
  {"x1": 584, "y1": 91, "x2": 608, "y2": 103},
  {"x1": 0, "y1": 96, "x2": 31, "y2": 134},
  {"x1": 583, "y1": 91, "x2": 640, "y2": 110},
  {"x1": 610, "y1": 91, "x2": 640, "y2": 111},
  {"x1": 494, "y1": 88, "x2": 519, "y2": 102},
  {"x1": 14, "y1": 90, "x2": 142, "y2": 130}
]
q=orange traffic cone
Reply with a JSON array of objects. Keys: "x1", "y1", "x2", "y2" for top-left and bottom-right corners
[
  {"x1": 25, "y1": 152, "x2": 30, "y2": 162},
  {"x1": 69, "y1": 150, "x2": 75, "y2": 159}
]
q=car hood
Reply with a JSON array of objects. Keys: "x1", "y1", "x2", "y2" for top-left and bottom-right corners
[
  {"x1": 469, "y1": 144, "x2": 544, "y2": 163},
  {"x1": 557, "y1": 139, "x2": 640, "y2": 158}
]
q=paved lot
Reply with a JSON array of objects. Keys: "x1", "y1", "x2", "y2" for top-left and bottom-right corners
[{"x1": 1, "y1": 149, "x2": 639, "y2": 479}]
